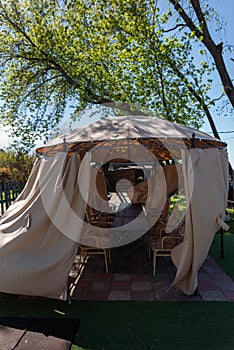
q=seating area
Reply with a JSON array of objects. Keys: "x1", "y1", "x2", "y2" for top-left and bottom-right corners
[
  {"x1": 79, "y1": 192, "x2": 186, "y2": 279},
  {"x1": 68, "y1": 244, "x2": 234, "y2": 302},
  {"x1": 71, "y1": 194, "x2": 234, "y2": 302}
]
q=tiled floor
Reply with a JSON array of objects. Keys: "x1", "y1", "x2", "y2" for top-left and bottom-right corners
[{"x1": 68, "y1": 241, "x2": 234, "y2": 301}]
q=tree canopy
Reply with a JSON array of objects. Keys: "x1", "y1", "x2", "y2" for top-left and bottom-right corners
[
  {"x1": 0, "y1": 0, "x2": 233, "y2": 149},
  {"x1": 0, "y1": 149, "x2": 35, "y2": 181}
]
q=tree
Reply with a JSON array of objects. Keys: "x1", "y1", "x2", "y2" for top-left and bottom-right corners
[
  {"x1": 166, "y1": 0, "x2": 234, "y2": 175},
  {"x1": 97, "y1": 0, "x2": 221, "y2": 138},
  {"x1": 0, "y1": 149, "x2": 35, "y2": 181},
  {"x1": 169, "y1": 0, "x2": 234, "y2": 108},
  {"x1": 0, "y1": 0, "x2": 231, "y2": 149}
]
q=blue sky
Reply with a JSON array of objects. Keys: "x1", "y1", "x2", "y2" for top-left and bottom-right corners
[{"x1": 0, "y1": 0, "x2": 234, "y2": 167}]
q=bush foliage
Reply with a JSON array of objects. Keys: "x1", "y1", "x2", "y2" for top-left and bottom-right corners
[{"x1": 0, "y1": 149, "x2": 35, "y2": 182}]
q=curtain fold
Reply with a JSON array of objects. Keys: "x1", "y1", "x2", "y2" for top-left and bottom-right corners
[
  {"x1": 0, "y1": 152, "x2": 89, "y2": 299},
  {"x1": 171, "y1": 148, "x2": 229, "y2": 295}
]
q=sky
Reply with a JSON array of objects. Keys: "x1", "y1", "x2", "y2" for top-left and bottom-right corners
[{"x1": 0, "y1": 0, "x2": 234, "y2": 166}]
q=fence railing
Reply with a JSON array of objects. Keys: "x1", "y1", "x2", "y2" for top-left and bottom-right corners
[{"x1": 0, "y1": 181, "x2": 25, "y2": 216}]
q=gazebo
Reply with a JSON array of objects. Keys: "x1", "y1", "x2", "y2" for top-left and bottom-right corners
[{"x1": 0, "y1": 116, "x2": 229, "y2": 299}]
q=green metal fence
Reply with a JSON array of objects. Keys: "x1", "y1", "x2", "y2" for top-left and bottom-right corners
[{"x1": 0, "y1": 181, "x2": 25, "y2": 216}]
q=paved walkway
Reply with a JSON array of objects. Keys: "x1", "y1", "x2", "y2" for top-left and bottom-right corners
[{"x1": 68, "y1": 243, "x2": 234, "y2": 302}]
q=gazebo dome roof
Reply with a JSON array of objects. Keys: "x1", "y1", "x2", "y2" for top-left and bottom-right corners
[{"x1": 37, "y1": 116, "x2": 226, "y2": 161}]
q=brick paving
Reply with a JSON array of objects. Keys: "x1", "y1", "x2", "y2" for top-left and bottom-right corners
[{"x1": 68, "y1": 243, "x2": 234, "y2": 302}]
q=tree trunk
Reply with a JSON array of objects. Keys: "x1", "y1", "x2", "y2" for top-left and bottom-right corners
[{"x1": 169, "y1": 0, "x2": 234, "y2": 107}]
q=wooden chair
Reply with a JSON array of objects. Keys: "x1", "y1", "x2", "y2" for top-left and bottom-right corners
[
  {"x1": 77, "y1": 201, "x2": 114, "y2": 274},
  {"x1": 150, "y1": 219, "x2": 185, "y2": 276},
  {"x1": 77, "y1": 233, "x2": 111, "y2": 274},
  {"x1": 146, "y1": 196, "x2": 171, "y2": 256},
  {"x1": 86, "y1": 200, "x2": 115, "y2": 226}
]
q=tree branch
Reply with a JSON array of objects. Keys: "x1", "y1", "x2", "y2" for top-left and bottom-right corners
[
  {"x1": 163, "y1": 23, "x2": 186, "y2": 33},
  {"x1": 169, "y1": 0, "x2": 234, "y2": 107},
  {"x1": 168, "y1": 0, "x2": 203, "y2": 38}
]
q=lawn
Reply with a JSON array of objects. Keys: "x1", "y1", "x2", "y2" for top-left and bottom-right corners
[
  {"x1": 209, "y1": 208, "x2": 234, "y2": 280},
  {"x1": 1, "y1": 294, "x2": 234, "y2": 350}
]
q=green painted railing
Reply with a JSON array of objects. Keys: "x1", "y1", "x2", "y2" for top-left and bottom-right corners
[{"x1": 0, "y1": 181, "x2": 25, "y2": 216}]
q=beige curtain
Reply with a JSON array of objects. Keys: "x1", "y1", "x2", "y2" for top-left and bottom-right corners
[
  {"x1": 163, "y1": 163, "x2": 183, "y2": 195},
  {"x1": 0, "y1": 152, "x2": 89, "y2": 299},
  {"x1": 171, "y1": 148, "x2": 229, "y2": 295},
  {"x1": 88, "y1": 165, "x2": 111, "y2": 212}
]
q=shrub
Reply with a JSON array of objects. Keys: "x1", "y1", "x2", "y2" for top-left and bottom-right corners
[{"x1": 0, "y1": 150, "x2": 35, "y2": 182}]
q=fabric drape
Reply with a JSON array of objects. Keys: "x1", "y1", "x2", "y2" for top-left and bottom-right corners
[
  {"x1": 171, "y1": 148, "x2": 229, "y2": 295},
  {"x1": 0, "y1": 152, "x2": 89, "y2": 299}
]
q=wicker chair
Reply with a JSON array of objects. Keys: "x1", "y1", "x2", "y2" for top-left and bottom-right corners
[
  {"x1": 77, "y1": 201, "x2": 113, "y2": 274},
  {"x1": 146, "y1": 196, "x2": 171, "y2": 256},
  {"x1": 150, "y1": 219, "x2": 185, "y2": 276},
  {"x1": 78, "y1": 233, "x2": 111, "y2": 274}
]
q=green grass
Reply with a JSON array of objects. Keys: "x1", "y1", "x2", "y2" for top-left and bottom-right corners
[
  {"x1": 209, "y1": 209, "x2": 234, "y2": 280},
  {"x1": 0, "y1": 292, "x2": 70, "y2": 318},
  {"x1": 170, "y1": 194, "x2": 186, "y2": 210},
  {"x1": 70, "y1": 301, "x2": 234, "y2": 350},
  {"x1": 1, "y1": 296, "x2": 234, "y2": 350}
]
